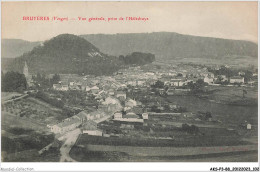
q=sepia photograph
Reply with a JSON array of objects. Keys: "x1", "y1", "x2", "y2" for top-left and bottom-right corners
[{"x1": 0, "y1": 1, "x2": 259, "y2": 170}]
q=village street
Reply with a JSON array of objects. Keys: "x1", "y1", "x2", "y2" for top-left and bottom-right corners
[
  {"x1": 58, "y1": 112, "x2": 113, "y2": 162},
  {"x1": 59, "y1": 128, "x2": 81, "y2": 162}
]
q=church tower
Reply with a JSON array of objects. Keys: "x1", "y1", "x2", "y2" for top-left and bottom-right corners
[
  {"x1": 23, "y1": 61, "x2": 29, "y2": 78},
  {"x1": 23, "y1": 61, "x2": 32, "y2": 87}
]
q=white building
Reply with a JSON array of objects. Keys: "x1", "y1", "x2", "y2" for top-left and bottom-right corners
[
  {"x1": 114, "y1": 112, "x2": 123, "y2": 119},
  {"x1": 142, "y1": 113, "x2": 149, "y2": 119},
  {"x1": 50, "y1": 117, "x2": 81, "y2": 134},
  {"x1": 116, "y1": 91, "x2": 126, "y2": 100},
  {"x1": 230, "y1": 76, "x2": 244, "y2": 84},
  {"x1": 61, "y1": 84, "x2": 69, "y2": 91},
  {"x1": 82, "y1": 120, "x2": 103, "y2": 136},
  {"x1": 125, "y1": 99, "x2": 137, "y2": 108},
  {"x1": 204, "y1": 76, "x2": 214, "y2": 84}
]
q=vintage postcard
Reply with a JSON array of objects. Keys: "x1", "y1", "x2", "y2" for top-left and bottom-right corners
[{"x1": 0, "y1": 1, "x2": 259, "y2": 171}]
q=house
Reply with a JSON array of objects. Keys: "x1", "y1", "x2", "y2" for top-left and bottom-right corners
[
  {"x1": 88, "y1": 110, "x2": 106, "y2": 120},
  {"x1": 247, "y1": 123, "x2": 252, "y2": 130},
  {"x1": 90, "y1": 86, "x2": 99, "y2": 94},
  {"x1": 116, "y1": 90, "x2": 126, "y2": 100},
  {"x1": 108, "y1": 103, "x2": 122, "y2": 113},
  {"x1": 124, "y1": 106, "x2": 132, "y2": 112},
  {"x1": 50, "y1": 117, "x2": 82, "y2": 134},
  {"x1": 82, "y1": 120, "x2": 102, "y2": 136},
  {"x1": 169, "y1": 104, "x2": 177, "y2": 110},
  {"x1": 61, "y1": 84, "x2": 69, "y2": 91},
  {"x1": 76, "y1": 111, "x2": 88, "y2": 122},
  {"x1": 208, "y1": 73, "x2": 215, "y2": 78},
  {"x1": 108, "y1": 89, "x2": 115, "y2": 96},
  {"x1": 158, "y1": 89, "x2": 165, "y2": 95},
  {"x1": 170, "y1": 78, "x2": 186, "y2": 87},
  {"x1": 113, "y1": 112, "x2": 144, "y2": 123},
  {"x1": 124, "y1": 112, "x2": 139, "y2": 119},
  {"x1": 85, "y1": 86, "x2": 91, "y2": 92},
  {"x1": 98, "y1": 104, "x2": 109, "y2": 112},
  {"x1": 96, "y1": 90, "x2": 107, "y2": 99},
  {"x1": 125, "y1": 99, "x2": 137, "y2": 108},
  {"x1": 238, "y1": 71, "x2": 245, "y2": 76},
  {"x1": 114, "y1": 111, "x2": 123, "y2": 119},
  {"x1": 230, "y1": 76, "x2": 244, "y2": 83},
  {"x1": 204, "y1": 76, "x2": 214, "y2": 84},
  {"x1": 102, "y1": 96, "x2": 121, "y2": 106},
  {"x1": 53, "y1": 84, "x2": 62, "y2": 90},
  {"x1": 142, "y1": 113, "x2": 149, "y2": 119},
  {"x1": 219, "y1": 75, "x2": 228, "y2": 81},
  {"x1": 69, "y1": 81, "x2": 75, "y2": 86}
]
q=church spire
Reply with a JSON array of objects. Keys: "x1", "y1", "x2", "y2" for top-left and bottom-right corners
[{"x1": 23, "y1": 61, "x2": 29, "y2": 77}]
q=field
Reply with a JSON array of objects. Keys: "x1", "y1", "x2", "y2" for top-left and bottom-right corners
[
  {"x1": 74, "y1": 134, "x2": 251, "y2": 148},
  {"x1": 204, "y1": 85, "x2": 258, "y2": 106},
  {"x1": 70, "y1": 135, "x2": 257, "y2": 162},
  {"x1": 1, "y1": 95, "x2": 65, "y2": 162},
  {"x1": 2, "y1": 96, "x2": 66, "y2": 126}
]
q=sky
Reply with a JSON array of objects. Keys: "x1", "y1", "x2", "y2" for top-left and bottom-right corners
[{"x1": 1, "y1": 1, "x2": 258, "y2": 42}]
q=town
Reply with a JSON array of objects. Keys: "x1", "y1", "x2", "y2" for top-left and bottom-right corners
[{"x1": 1, "y1": 59, "x2": 258, "y2": 162}]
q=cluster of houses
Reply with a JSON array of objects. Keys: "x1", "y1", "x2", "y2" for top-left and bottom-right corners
[
  {"x1": 48, "y1": 64, "x2": 257, "y2": 137},
  {"x1": 49, "y1": 110, "x2": 105, "y2": 134},
  {"x1": 51, "y1": 64, "x2": 256, "y2": 98},
  {"x1": 49, "y1": 95, "x2": 123, "y2": 136}
]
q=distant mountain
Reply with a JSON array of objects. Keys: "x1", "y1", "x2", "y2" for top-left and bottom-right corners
[
  {"x1": 6, "y1": 34, "x2": 123, "y2": 75},
  {"x1": 1, "y1": 58, "x2": 14, "y2": 72},
  {"x1": 1, "y1": 39, "x2": 41, "y2": 58},
  {"x1": 81, "y1": 32, "x2": 258, "y2": 59}
]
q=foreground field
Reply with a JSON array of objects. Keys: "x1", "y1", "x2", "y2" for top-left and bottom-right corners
[
  {"x1": 1, "y1": 95, "x2": 65, "y2": 162},
  {"x1": 70, "y1": 144, "x2": 258, "y2": 162}
]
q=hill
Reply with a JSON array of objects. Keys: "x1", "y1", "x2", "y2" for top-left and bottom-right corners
[
  {"x1": 81, "y1": 32, "x2": 258, "y2": 59},
  {"x1": 1, "y1": 39, "x2": 41, "y2": 58},
  {"x1": 6, "y1": 34, "x2": 122, "y2": 75},
  {"x1": 5, "y1": 34, "x2": 154, "y2": 75}
]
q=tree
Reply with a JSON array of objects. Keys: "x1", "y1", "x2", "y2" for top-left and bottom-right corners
[
  {"x1": 51, "y1": 74, "x2": 61, "y2": 85},
  {"x1": 151, "y1": 80, "x2": 164, "y2": 89},
  {"x1": 205, "y1": 112, "x2": 212, "y2": 120},
  {"x1": 243, "y1": 89, "x2": 247, "y2": 98},
  {"x1": 177, "y1": 73, "x2": 183, "y2": 77},
  {"x1": 2, "y1": 71, "x2": 27, "y2": 92},
  {"x1": 186, "y1": 79, "x2": 206, "y2": 93},
  {"x1": 186, "y1": 81, "x2": 195, "y2": 90},
  {"x1": 182, "y1": 123, "x2": 190, "y2": 132},
  {"x1": 190, "y1": 125, "x2": 199, "y2": 134},
  {"x1": 182, "y1": 123, "x2": 199, "y2": 135},
  {"x1": 244, "y1": 70, "x2": 253, "y2": 83},
  {"x1": 151, "y1": 105, "x2": 161, "y2": 113}
]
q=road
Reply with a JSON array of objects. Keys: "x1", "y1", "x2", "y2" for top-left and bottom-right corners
[
  {"x1": 59, "y1": 128, "x2": 81, "y2": 162},
  {"x1": 3, "y1": 94, "x2": 28, "y2": 104}
]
